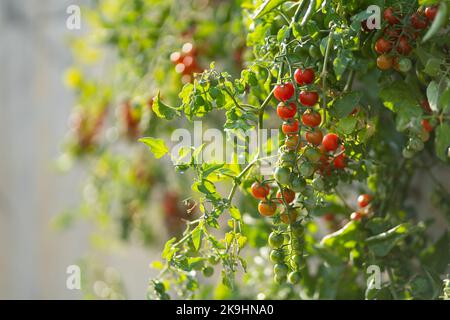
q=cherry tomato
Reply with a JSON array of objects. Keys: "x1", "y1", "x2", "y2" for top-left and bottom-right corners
[
  {"x1": 277, "y1": 188, "x2": 296, "y2": 204},
  {"x1": 375, "y1": 38, "x2": 393, "y2": 54},
  {"x1": 288, "y1": 271, "x2": 301, "y2": 284},
  {"x1": 421, "y1": 100, "x2": 432, "y2": 113},
  {"x1": 299, "y1": 91, "x2": 319, "y2": 107},
  {"x1": 397, "y1": 36, "x2": 412, "y2": 55},
  {"x1": 305, "y1": 128, "x2": 323, "y2": 146},
  {"x1": 384, "y1": 27, "x2": 401, "y2": 40},
  {"x1": 294, "y1": 68, "x2": 315, "y2": 85},
  {"x1": 280, "y1": 208, "x2": 299, "y2": 224},
  {"x1": 422, "y1": 119, "x2": 434, "y2": 132},
  {"x1": 274, "y1": 263, "x2": 289, "y2": 277},
  {"x1": 425, "y1": 6, "x2": 438, "y2": 21},
  {"x1": 285, "y1": 135, "x2": 300, "y2": 150},
  {"x1": 322, "y1": 133, "x2": 340, "y2": 152},
  {"x1": 251, "y1": 181, "x2": 270, "y2": 199},
  {"x1": 357, "y1": 194, "x2": 372, "y2": 208},
  {"x1": 282, "y1": 119, "x2": 299, "y2": 135},
  {"x1": 270, "y1": 250, "x2": 285, "y2": 263},
  {"x1": 274, "y1": 82, "x2": 295, "y2": 101},
  {"x1": 377, "y1": 54, "x2": 393, "y2": 70},
  {"x1": 384, "y1": 7, "x2": 400, "y2": 25},
  {"x1": 274, "y1": 166, "x2": 292, "y2": 185},
  {"x1": 258, "y1": 200, "x2": 277, "y2": 217},
  {"x1": 411, "y1": 13, "x2": 428, "y2": 30},
  {"x1": 323, "y1": 213, "x2": 335, "y2": 222},
  {"x1": 394, "y1": 57, "x2": 412, "y2": 72},
  {"x1": 350, "y1": 212, "x2": 363, "y2": 221},
  {"x1": 304, "y1": 147, "x2": 322, "y2": 163},
  {"x1": 170, "y1": 51, "x2": 183, "y2": 64},
  {"x1": 277, "y1": 102, "x2": 297, "y2": 120},
  {"x1": 301, "y1": 110, "x2": 321, "y2": 127},
  {"x1": 268, "y1": 232, "x2": 284, "y2": 248},
  {"x1": 333, "y1": 153, "x2": 346, "y2": 169}
]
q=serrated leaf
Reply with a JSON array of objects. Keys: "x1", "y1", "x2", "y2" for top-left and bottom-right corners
[{"x1": 139, "y1": 137, "x2": 169, "y2": 159}]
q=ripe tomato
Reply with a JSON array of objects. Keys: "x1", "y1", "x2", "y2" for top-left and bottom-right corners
[
  {"x1": 305, "y1": 128, "x2": 323, "y2": 146},
  {"x1": 299, "y1": 91, "x2": 319, "y2": 107},
  {"x1": 422, "y1": 119, "x2": 434, "y2": 132},
  {"x1": 397, "y1": 36, "x2": 412, "y2": 55},
  {"x1": 425, "y1": 6, "x2": 438, "y2": 21},
  {"x1": 294, "y1": 68, "x2": 315, "y2": 85},
  {"x1": 421, "y1": 100, "x2": 432, "y2": 113},
  {"x1": 285, "y1": 134, "x2": 300, "y2": 150},
  {"x1": 411, "y1": 13, "x2": 428, "y2": 30},
  {"x1": 277, "y1": 102, "x2": 297, "y2": 120},
  {"x1": 274, "y1": 82, "x2": 295, "y2": 101},
  {"x1": 377, "y1": 54, "x2": 393, "y2": 70},
  {"x1": 251, "y1": 181, "x2": 270, "y2": 199},
  {"x1": 322, "y1": 133, "x2": 340, "y2": 152},
  {"x1": 384, "y1": 7, "x2": 400, "y2": 25},
  {"x1": 333, "y1": 153, "x2": 346, "y2": 169},
  {"x1": 282, "y1": 119, "x2": 299, "y2": 135},
  {"x1": 301, "y1": 111, "x2": 321, "y2": 127},
  {"x1": 280, "y1": 208, "x2": 299, "y2": 224},
  {"x1": 375, "y1": 38, "x2": 393, "y2": 54},
  {"x1": 357, "y1": 194, "x2": 372, "y2": 208},
  {"x1": 350, "y1": 212, "x2": 363, "y2": 221},
  {"x1": 323, "y1": 213, "x2": 335, "y2": 222},
  {"x1": 258, "y1": 200, "x2": 277, "y2": 217},
  {"x1": 276, "y1": 188, "x2": 296, "y2": 204},
  {"x1": 170, "y1": 51, "x2": 183, "y2": 64},
  {"x1": 384, "y1": 27, "x2": 401, "y2": 40}
]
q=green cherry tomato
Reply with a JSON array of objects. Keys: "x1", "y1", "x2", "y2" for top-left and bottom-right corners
[
  {"x1": 312, "y1": 177, "x2": 325, "y2": 191},
  {"x1": 274, "y1": 166, "x2": 292, "y2": 185},
  {"x1": 274, "y1": 263, "x2": 289, "y2": 277},
  {"x1": 398, "y1": 58, "x2": 412, "y2": 72},
  {"x1": 304, "y1": 147, "x2": 322, "y2": 163},
  {"x1": 268, "y1": 232, "x2": 284, "y2": 248},
  {"x1": 309, "y1": 45, "x2": 321, "y2": 59},
  {"x1": 202, "y1": 266, "x2": 214, "y2": 277},
  {"x1": 274, "y1": 274, "x2": 287, "y2": 284},
  {"x1": 409, "y1": 137, "x2": 424, "y2": 152},
  {"x1": 299, "y1": 162, "x2": 314, "y2": 178},
  {"x1": 288, "y1": 271, "x2": 301, "y2": 284},
  {"x1": 270, "y1": 250, "x2": 285, "y2": 263},
  {"x1": 290, "y1": 176, "x2": 306, "y2": 192}
]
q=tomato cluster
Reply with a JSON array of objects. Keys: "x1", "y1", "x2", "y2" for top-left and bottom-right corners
[
  {"x1": 375, "y1": 6, "x2": 437, "y2": 71},
  {"x1": 170, "y1": 42, "x2": 203, "y2": 83}
]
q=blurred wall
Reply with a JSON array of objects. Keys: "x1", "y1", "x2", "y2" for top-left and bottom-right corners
[{"x1": 0, "y1": 0, "x2": 154, "y2": 299}]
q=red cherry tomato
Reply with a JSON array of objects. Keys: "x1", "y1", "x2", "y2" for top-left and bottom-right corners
[
  {"x1": 411, "y1": 13, "x2": 428, "y2": 30},
  {"x1": 258, "y1": 201, "x2": 277, "y2": 217},
  {"x1": 276, "y1": 188, "x2": 296, "y2": 204},
  {"x1": 323, "y1": 213, "x2": 335, "y2": 222},
  {"x1": 305, "y1": 128, "x2": 323, "y2": 146},
  {"x1": 333, "y1": 153, "x2": 346, "y2": 169},
  {"x1": 357, "y1": 194, "x2": 372, "y2": 208},
  {"x1": 351, "y1": 212, "x2": 363, "y2": 221},
  {"x1": 282, "y1": 120, "x2": 299, "y2": 135},
  {"x1": 383, "y1": 27, "x2": 401, "y2": 40},
  {"x1": 274, "y1": 82, "x2": 295, "y2": 102},
  {"x1": 425, "y1": 6, "x2": 438, "y2": 21},
  {"x1": 322, "y1": 133, "x2": 340, "y2": 152},
  {"x1": 285, "y1": 135, "x2": 301, "y2": 150},
  {"x1": 421, "y1": 119, "x2": 434, "y2": 132},
  {"x1": 377, "y1": 54, "x2": 393, "y2": 70},
  {"x1": 251, "y1": 182, "x2": 270, "y2": 199},
  {"x1": 294, "y1": 68, "x2": 315, "y2": 85},
  {"x1": 301, "y1": 111, "x2": 321, "y2": 127},
  {"x1": 375, "y1": 38, "x2": 393, "y2": 54},
  {"x1": 421, "y1": 100, "x2": 432, "y2": 113},
  {"x1": 397, "y1": 36, "x2": 412, "y2": 55},
  {"x1": 384, "y1": 7, "x2": 400, "y2": 25},
  {"x1": 299, "y1": 91, "x2": 319, "y2": 107},
  {"x1": 277, "y1": 102, "x2": 297, "y2": 120}
]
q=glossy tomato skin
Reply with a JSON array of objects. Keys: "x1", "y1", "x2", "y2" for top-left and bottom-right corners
[
  {"x1": 282, "y1": 120, "x2": 299, "y2": 135},
  {"x1": 251, "y1": 181, "x2": 270, "y2": 199},
  {"x1": 280, "y1": 209, "x2": 299, "y2": 224},
  {"x1": 301, "y1": 111, "x2": 321, "y2": 127},
  {"x1": 276, "y1": 188, "x2": 296, "y2": 204},
  {"x1": 422, "y1": 119, "x2": 434, "y2": 132},
  {"x1": 285, "y1": 135, "x2": 300, "y2": 150},
  {"x1": 333, "y1": 153, "x2": 346, "y2": 169},
  {"x1": 375, "y1": 38, "x2": 393, "y2": 54},
  {"x1": 274, "y1": 82, "x2": 295, "y2": 101},
  {"x1": 299, "y1": 91, "x2": 319, "y2": 106},
  {"x1": 351, "y1": 212, "x2": 363, "y2": 221},
  {"x1": 258, "y1": 201, "x2": 277, "y2": 217},
  {"x1": 411, "y1": 13, "x2": 428, "y2": 29},
  {"x1": 294, "y1": 68, "x2": 315, "y2": 85},
  {"x1": 377, "y1": 54, "x2": 393, "y2": 70},
  {"x1": 277, "y1": 102, "x2": 297, "y2": 120},
  {"x1": 384, "y1": 7, "x2": 400, "y2": 25},
  {"x1": 357, "y1": 194, "x2": 372, "y2": 208},
  {"x1": 425, "y1": 6, "x2": 438, "y2": 21},
  {"x1": 305, "y1": 128, "x2": 323, "y2": 146},
  {"x1": 322, "y1": 133, "x2": 340, "y2": 152}
]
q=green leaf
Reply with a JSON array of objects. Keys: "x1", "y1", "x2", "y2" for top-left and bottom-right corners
[
  {"x1": 229, "y1": 206, "x2": 241, "y2": 220},
  {"x1": 139, "y1": 137, "x2": 169, "y2": 159},
  {"x1": 336, "y1": 116, "x2": 357, "y2": 135},
  {"x1": 421, "y1": 232, "x2": 450, "y2": 274},
  {"x1": 152, "y1": 92, "x2": 180, "y2": 120},
  {"x1": 253, "y1": 0, "x2": 285, "y2": 19},
  {"x1": 435, "y1": 123, "x2": 450, "y2": 162},
  {"x1": 427, "y1": 81, "x2": 439, "y2": 112},
  {"x1": 423, "y1": 2, "x2": 448, "y2": 43},
  {"x1": 366, "y1": 223, "x2": 409, "y2": 257},
  {"x1": 162, "y1": 237, "x2": 177, "y2": 261},
  {"x1": 191, "y1": 223, "x2": 203, "y2": 251},
  {"x1": 332, "y1": 92, "x2": 361, "y2": 118}
]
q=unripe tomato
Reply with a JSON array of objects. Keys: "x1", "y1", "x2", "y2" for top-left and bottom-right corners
[
  {"x1": 351, "y1": 211, "x2": 363, "y2": 221},
  {"x1": 280, "y1": 208, "x2": 299, "y2": 224},
  {"x1": 268, "y1": 232, "x2": 284, "y2": 248},
  {"x1": 322, "y1": 133, "x2": 340, "y2": 152},
  {"x1": 282, "y1": 119, "x2": 299, "y2": 135},
  {"x1": 281, "y1": 151, "x2": 296, "y2": 164},
  {"x1": 377, "y1": 54, "x2": 393, "y2": 70},
  {"x1": 270, "y1": 250, "x2": 285, "y2": 263},
  {"x1": 274, "y1": 166, "x2": 292, "y2": 185},
  {"x1": 258, "y1": 200, "x2": 277, "y2": 217},
  {"x1": 299, "y1": 91, "x2": 319, "y2": 106},
  {"x1": 411, "y1": 13, "x2": 428, "y2": 30},
  {"x1": 301, "y1": 110, "x2": 321, "y2": 127},
  {"x1": 277, "y1": 102, "x2": 297, "y2": 120},
  {"x1": 305, "y1": 128, "x2": 323, "y2": 146},
  {"x1": 290, "y1": 176, "x2": 306, "y2": 192},
  {"x1": 394, "y1": 57, "x2": 412, "y2": 72},
  {"x1": 312, "y1": 177, "x2": 325, "y2": 191},
  {"x1": 274, "y1": 263, "x2": 289, "y2": 277},
  {"x1": 309, "y1": 45, "x2": 321, "y2": 58},
  {"x1": 251, "y1": 181, "x2": 270, "y2": 199},
  {"x1": 409, "y1": 137, "x2": 424, "y2": 152},
  {"x1": 375, "y1": 38, "x2": 393, "y2": 54},
  {"x1": 333, "y1": 153, "x2": 346, "y2": 169},
  {"x1": 202, "y1": 266, "x2": 214, "y2": 277},
  {"x1": 384, "y1": 7, "x2": 400, "y2": 25},
  {"x1": 304, "y1": 147, "x2": 322, "y2": 163},
  {"x1": 422, "y1": 119, "x2": 434, "y2": 132},
  {"x1": 288, "y1": 271, "x2": 301, "y2": 284},
  {"x1": 276, "y1": 188, "x2": 296, "y2": 204},
  {"x1": 397, "y1": 36, "x2": 412, "y2": 55},
  {"x1": 294, "y1": 68, "x2": 315, "y2": 85},
  {"x1": 299, "y1": 162, "x2": 314, "y2": 178},
  {"x1": 274, "y1": 82, "x2": 295, "y2": 101},
  {"x1": 357, "y1": 194, "x2": 372, "y2": 208},
  {"x1": 285, "y1": 134, "x2": 300, "y2": 150},
  {"x1": 425, "y1": 6, "x2": 438, "y2": 21}
]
